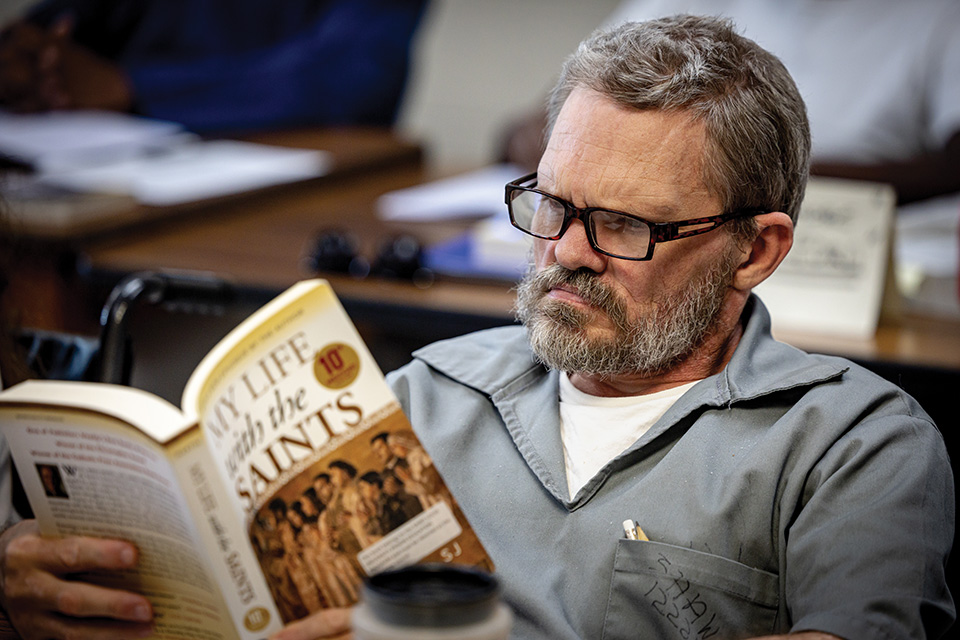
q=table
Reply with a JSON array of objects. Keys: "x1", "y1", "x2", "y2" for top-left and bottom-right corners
[
  {"x1": 9, "y1": 121, "x2": 960, "y2": 373},
  {"x1": 3, "y1": 127, "x2": 424, "y2": 334},
  {"x1": 9, "y1": 123, "x2": 959, "y2": 372},
  {"x1": 74, "y1": 148, "x2": 960, "y2": 432},
  {"x1": 77, "y1": 188, "x2": 960, "y2": 373}
]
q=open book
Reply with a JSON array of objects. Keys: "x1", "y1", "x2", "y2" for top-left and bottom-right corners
[{"x1": 0, "y1": 279, "x2": 493, "y2": 639}]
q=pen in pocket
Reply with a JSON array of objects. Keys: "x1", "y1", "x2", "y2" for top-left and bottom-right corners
[{"x1": 622, "y1": 519, "x2": 649, "y2": 541}]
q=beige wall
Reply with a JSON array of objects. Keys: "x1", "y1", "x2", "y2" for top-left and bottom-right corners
[
  {"x1": 0, "y1": 0, "x2": 35, "y2": 23},
  {"x1": 1, "y1": 0, "x2": 620, "y2": 173},
  {"x1": 398, "y1": 0, "x2": 620, "y2": 173}
]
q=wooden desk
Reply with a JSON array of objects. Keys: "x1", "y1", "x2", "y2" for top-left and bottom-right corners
[
  {"x1": 12, "y1": 121, "x2": 956, "y2": 372},
  {"x1": 78, "y1": 184, "x2": 960, "y2": 374},
  {"x1": 4, "y1": 127, "x2": 423, "y2": 333}
]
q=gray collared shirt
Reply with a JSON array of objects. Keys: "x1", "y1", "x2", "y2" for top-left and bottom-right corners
[{"x1": 387, "y1": 296, "x2": 955, "y2": 639}]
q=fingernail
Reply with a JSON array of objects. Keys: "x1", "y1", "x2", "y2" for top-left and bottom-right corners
[
  {"x1": 120, "y1": 546, "x2": 136, "y2": 566},
  {"x1": 133, "y1": 603, "x2": 152, "y2": 622}
]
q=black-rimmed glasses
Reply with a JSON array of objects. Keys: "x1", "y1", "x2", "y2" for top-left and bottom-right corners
[{"x1": 505, "y1": 173, "x2": 762, "y2": 261}]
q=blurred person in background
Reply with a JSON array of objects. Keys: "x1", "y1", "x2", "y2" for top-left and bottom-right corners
[
  {"x1": 502, "y1": 0, "x2": 960, "y2": 207},
  {"x1": 0, "y1": 0, "x2": 430, "y2": 133}
]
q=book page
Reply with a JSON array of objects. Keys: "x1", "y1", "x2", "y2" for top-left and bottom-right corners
[
  {"x1": 182, "y1": 280, "x2": 493, "y2": 624},
  {"x1": 0, "y1": 404, "x2": 238, "y2": 640}
]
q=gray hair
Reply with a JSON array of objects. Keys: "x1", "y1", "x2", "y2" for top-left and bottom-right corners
[{"x1": 547, "y1": 14, "x2": 810, "y2": 227}]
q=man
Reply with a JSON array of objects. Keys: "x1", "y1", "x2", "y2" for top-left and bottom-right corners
[
  {"x1": 0, "y1": 0, "x2": 429, "y2": 131},
  {"x1": 355, "y1": 471, "x2": 388, "y2": 540},
  {"x1": 1, "y1": 15, "x2": 953, "y2": 640},
  {"x1": 279, "y1": 14, "x2": 954, "y2": 640},
  {"x1": 369, "y1": 431, "x2": 398, "y2": 471},
  {"x1": 380, "y1": 469, "x2": 423, "y2": 532},
  {"x1": 502, "y1": 0, "x2": 960, "y2": 207}
]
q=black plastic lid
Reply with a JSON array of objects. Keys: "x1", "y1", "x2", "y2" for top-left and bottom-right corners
[{"x1": 362, "y1": 564, "x2": 500, "y2": 627}]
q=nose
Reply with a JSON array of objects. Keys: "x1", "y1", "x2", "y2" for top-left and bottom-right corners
[{"x1": 545, "y1": 217, "x2": 607, "y2": 273}]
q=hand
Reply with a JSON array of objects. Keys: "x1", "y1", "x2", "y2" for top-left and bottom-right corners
[
  {"x1": 0, "y1": 519, "x2": 154, "y2": 640},
  {"x1": 0, "y1": 18, "x2": 132, "y2": 113},
  {"x1": 0, "y1": 20, "x2": 66, "y2": 110},
  {"x1": 269, "y1": 607, "x2": 352, "y2": 640}
]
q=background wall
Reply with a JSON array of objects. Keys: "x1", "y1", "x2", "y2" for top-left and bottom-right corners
[
  {"x1": 0, "y1": 0, "x2": 620, "y2": 174},
  {"x1": 396, "y1": 0, "x2": 620, "y2": 172},
  {"x1": 0, "y1": 0, "x2": 34, "y2": 23}
]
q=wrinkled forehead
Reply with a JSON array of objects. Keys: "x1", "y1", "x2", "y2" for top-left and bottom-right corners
[{"x1": 540, "y1": 87, "x2": 716, "y2": 216}]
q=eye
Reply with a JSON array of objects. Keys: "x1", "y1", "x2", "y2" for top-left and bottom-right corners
[
  {"x1": 537, "y1": 196, "x2": 566, "y2": 220},
  {"x1": 529, "y1": 196, "x2": 567, "y2": 236},
  {"x1": 594, "y1": 211, "x2": 645, "y2": 234}
]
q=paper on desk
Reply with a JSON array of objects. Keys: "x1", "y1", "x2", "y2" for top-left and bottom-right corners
[
  {"x1": 892, "y1": 192, "x2": 960, "y2": 317},
  {"x1": 423, "y1": 213, "x2": 530, "y2": 280},
  {"x1": 0, "y1": 109, "x2": 187, "y2": 172},
  {"x1": 755, "y1": 177, "x2": 896, "y2": 338},
  {"x1": 35, "y1": 139, "x2": 331, "y2": 207},
  {"x1": 377, "y1": 163, "x2": 523, "y2": 221},
  {"x1": 896, "y1": 193, "x2": 960, "y2": 279}
]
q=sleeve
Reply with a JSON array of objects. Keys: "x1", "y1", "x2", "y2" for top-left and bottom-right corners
[
  {"x1": 926, "y1": 2, "x2": 960, "y2": 149},
  {"x1": 124, "y1": 0, "x2": 429, "y2": 131},
  {"x1": 785, "y1": 413, "x2": 955, "y2": 639}
]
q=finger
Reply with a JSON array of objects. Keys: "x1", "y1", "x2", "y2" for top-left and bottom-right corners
[
  {"x1": 53, "y1": 577, "x2": 153, "y2": 623},
  {"x1": 3, "y1": 22, "x2": 48, "y2": 54},
  {"x1": 269, "y1": 607, "x2": 352, "y2": 640},
  {"x1": 38, "y1": 42, "x2": 61, "y2": 71},
  {"x1": 4, "y1": 563, "x2": 152, "y2": 622},
  {"x1": 7, "y1": 534, "x2": 139, "y2": 576},
  {"x1": 37, "y1": 16, "x2": 72, "y2": 72},
  {"x1": 50, "y1": 15, "x2": 75, "y2": 39},
  {"x1": 20, "y1": 612, "x2": 154, "y2": 640},
  {"x1": 38, "y1": 74, "x2": 71, "y2": 109}
]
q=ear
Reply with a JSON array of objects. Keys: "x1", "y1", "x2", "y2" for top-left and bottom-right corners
[{"x1": 732, "y1": 212, "x2": 793, "y2": 291}]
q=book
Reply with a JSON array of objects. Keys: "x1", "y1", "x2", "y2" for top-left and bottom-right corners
[{"x1": 0, "y1": 279, "x2": 493, "y2": 639}]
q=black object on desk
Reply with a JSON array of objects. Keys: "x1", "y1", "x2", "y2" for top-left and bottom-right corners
[{"x1": 98, "y1": 271, "x2": 238, "y2": 385}]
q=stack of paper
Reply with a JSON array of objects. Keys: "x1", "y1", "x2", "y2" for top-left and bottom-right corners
[
  {"x1": 0, "y1": 109, "x2": 187, "y2": 172},
  {"x1": 0, "y1": 109, "x2": 331, "y2": 208},
  {"x1": 377, "y1": 164, "x2": 530, "y2": 280},
  {"x1": 377, "y1": 164, "x2": 523, "y2": 222},
  {"x1": 894, "y1": 192, "x2": 960, "y2": 318}
]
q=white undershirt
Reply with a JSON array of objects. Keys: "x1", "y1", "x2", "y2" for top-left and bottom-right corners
[{"x1": 559, "y1": 372, "x2": 696, "y2": 498}]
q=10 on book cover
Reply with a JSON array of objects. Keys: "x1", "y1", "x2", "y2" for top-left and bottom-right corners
[{"x1": 188, "y1": 281, "x2": 493, "y2": 622}]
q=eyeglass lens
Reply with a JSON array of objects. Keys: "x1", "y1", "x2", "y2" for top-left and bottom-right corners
[{"x1": 509, "y1": 189, "x2": 652, "y2": 259}]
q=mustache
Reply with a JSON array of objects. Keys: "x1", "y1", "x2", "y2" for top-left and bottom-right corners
[{"x1": 523, "y1": 264, "x2": 627, "y2": 320}]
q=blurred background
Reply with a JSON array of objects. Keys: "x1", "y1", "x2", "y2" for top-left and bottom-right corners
[
  {"x1": 0, "y1": 0, "x2": 957, "y2": 425},
  {"x1": 0, "y1": 0, "x2": 621, "y2": 173}
]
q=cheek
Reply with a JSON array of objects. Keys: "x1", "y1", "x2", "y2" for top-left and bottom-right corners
[
  {"x1": 532, "y1": 238, "x2": 554, "y2": 268},
  {"x1": 605, "y1": 260, "x2": 675, "y2": 310}
]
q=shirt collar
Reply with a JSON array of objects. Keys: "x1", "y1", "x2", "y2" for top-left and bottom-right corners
[{"x1": 412, "y1": 294, "x2": 849, "y2": 404}]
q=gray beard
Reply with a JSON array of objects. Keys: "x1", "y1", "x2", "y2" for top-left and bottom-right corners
[{"x1": 514, "y1": 255, "x2": 738, "y2": 377}]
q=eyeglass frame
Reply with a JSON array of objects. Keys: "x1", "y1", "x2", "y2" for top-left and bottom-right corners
[{"x1": 505, "y1": 172, "x2": 764, "y2": 261}]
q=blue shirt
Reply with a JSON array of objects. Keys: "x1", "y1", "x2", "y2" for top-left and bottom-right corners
[{"x1": 27, "y1": 0, "x2": 429, "y2": 132}]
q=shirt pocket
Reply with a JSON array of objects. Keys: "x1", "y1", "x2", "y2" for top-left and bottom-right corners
[{"x1": 601, "y1": 539, "x2": 780, "y2": 640}]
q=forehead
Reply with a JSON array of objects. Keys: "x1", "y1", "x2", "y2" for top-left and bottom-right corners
[{"x1": 539, "y1": 87, "x2": 717, "y2": 217}]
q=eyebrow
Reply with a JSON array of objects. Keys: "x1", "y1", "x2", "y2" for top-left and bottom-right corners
[{"x1": 538, "y1": 179, "x2": 684, "y2": 222}]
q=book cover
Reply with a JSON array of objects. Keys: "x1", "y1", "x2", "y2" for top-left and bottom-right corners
[{"x1": 0, "y1": 279, "x2": 493, "y2": 638}]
